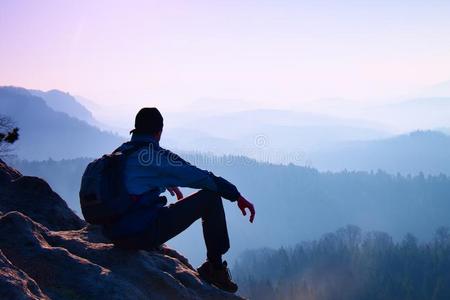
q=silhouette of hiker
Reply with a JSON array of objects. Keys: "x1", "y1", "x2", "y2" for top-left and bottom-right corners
[{"x1": 102, "y1": 107, "x2": 255, "y2": 293}]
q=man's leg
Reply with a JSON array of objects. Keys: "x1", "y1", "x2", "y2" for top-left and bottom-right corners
[
  {"x1": 154, "y1": 189, "x2": 230, "y2": 265},
  {"x1": 153, "y1": 189, "x2": 238, "y2": 293}
]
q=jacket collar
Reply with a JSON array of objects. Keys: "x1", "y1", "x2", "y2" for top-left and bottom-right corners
[{"x1": 130, "y1": 133, "x2": 160, "y2": 147}]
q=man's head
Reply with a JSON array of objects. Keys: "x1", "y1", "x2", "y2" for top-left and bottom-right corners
[{"x1": 131, "y1": 107, "x2": 163, "y2": 140}]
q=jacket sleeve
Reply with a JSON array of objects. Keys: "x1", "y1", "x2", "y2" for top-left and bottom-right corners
[{"x1": 156, "y1": 149, "x2": 241, "y2": 201}]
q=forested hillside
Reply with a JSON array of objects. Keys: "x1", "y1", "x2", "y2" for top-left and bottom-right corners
[
  {"x1": 10, "y1": 153, "x2": 450, "y2": 264},
  {"x1": 233, "y1": 225, "x2": 450, "y2": 300}
]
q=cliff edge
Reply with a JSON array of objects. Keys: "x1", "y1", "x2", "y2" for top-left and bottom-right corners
[{"x1": 0, "y1": 159, "x2": 243, "y2": 300}]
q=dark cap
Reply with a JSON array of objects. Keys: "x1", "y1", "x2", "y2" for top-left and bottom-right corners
[{"x1": 130, "y1": 107, "x2": 163, "y2": 134}]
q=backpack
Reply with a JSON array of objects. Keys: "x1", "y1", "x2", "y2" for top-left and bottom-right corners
[{"x1": 79, "y1": 142, "x2": 147, "y2": 224}]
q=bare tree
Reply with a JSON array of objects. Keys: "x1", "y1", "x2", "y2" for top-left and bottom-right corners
[{"x1": 0, "y1": 115, "x2": 19, "y2": 156}]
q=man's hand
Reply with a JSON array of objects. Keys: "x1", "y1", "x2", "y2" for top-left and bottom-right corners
[
  {"x1": 167, "y1": 187, "x2": 183, "y2": 200},
  {"x1": 237, "y1": 196, "x2": 255, "y2": 223}
]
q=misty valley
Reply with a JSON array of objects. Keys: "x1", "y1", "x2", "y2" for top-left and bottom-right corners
[{"x1": 1, "y1": 86, "x2": 450, "y2": 299}]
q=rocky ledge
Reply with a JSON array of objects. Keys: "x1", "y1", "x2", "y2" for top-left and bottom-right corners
[{"x1": 0, "y1": 159, "x2": 243, "y2": 300}]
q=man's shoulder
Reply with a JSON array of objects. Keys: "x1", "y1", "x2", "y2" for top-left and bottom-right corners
[
  {"x1": 159, "y1": 148, "x2": 190, "y2": 165},
  {"x1": 114, "y1": 141, "x2": 156, "y2": 160}
]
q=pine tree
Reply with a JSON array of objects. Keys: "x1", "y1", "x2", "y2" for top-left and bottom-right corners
[{"x1": 0, "y1": 115, "x2": 20, "y2": 155}]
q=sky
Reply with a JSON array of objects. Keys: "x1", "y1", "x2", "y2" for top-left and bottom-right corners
[{"x1": 1, "y1": 0, "x2": 450, "y2": 122}]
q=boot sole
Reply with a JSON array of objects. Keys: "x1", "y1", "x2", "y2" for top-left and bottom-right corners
[{"x1": 197, "y1": 268, "x2": 238, "y2": 293}]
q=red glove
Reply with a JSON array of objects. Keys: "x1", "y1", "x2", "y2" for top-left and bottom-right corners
[{"x1": 237, "y1": 195, "x2": 255, "y2": 223}]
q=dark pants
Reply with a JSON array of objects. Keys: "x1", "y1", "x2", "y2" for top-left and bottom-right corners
[{"x1": 116, "y1": 189, "x2": 230, "y2": 262}]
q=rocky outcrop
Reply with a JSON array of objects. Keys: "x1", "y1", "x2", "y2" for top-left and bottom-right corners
[
  {"x1": 0, "y1": 250, "x2": 48, "y2": 300},
  {"x1": 0, "y1": 159, "x2": 243, "y2": 300},
  {"x1": 0, "y1": 159, "x2": 84, "y2": 231}
]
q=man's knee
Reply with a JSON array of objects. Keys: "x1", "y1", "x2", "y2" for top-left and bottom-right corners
[
  {"x1": 197, "y1": 189, "x2": 223, "y2": 212},
  {"x1": 222, "y1": 243, "x2": 230, "y2": 255}
]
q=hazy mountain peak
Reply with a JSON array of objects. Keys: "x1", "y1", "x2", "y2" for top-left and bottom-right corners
[
  {"x1": 0, "y1": 86, "x2": 32, "y2": 96},
  {"x1": 0, "y1": 87, "x2": 124, "y2": 160},
  {"x1": 416, "y1": 80, "x2": 450, "y2": 98},
  {"x1": 29, "y1": 88, "x2": 97, "y2": 125}
]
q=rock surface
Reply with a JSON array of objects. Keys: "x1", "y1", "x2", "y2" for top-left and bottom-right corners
[
  {"x1": 0, "y1": 159, "x2": 243, "y2": 300},
  {"x1": 0, "y1": 160, "x2": 85, "y2": 231}
]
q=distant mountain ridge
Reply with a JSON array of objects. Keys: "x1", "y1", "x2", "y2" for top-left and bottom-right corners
[
  {"x1": 30, "y1": 89, "x2": 99, "y2": 126},
  {"x1": 2, "y1": 85, "x2": 449, "y2": 175},
  {"x1": 164, "y1": 109, "x2": 389, "y2": 164},
  {"x1": 310, "y1": 130, "x2": 450, "y2": 175},
  {"x1": 416, "y1": 80, "x2": 450, "y2": 98},
  {"x1": 0, "y1": 86, "x2": 124, "y2": 160}
]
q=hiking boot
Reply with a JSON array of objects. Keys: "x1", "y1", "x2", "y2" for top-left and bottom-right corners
[{"x1": 197, "y1": 261, "x2": 238, "y2": 293}]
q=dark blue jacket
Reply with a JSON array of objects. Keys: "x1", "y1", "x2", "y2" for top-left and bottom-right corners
[{"x1": 102, "y1": 133, "x2": 240, "y2": 240}]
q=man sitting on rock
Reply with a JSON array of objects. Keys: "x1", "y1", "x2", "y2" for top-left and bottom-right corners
[{"x1": 102, "y1": 107, "x2": 255, "y2": 293}]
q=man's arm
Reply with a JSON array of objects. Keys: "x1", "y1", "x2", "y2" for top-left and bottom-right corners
[
  {"x1": 156, "y1": 149, "x2": 241, "y2": 201},
  {"x1": 155, "y1": 149, "x2": 255, "y2": 222}
]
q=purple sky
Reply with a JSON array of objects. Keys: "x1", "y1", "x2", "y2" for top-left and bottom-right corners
[{"x1": 1, "y1": 0, "x2": 450, "y2": 120}]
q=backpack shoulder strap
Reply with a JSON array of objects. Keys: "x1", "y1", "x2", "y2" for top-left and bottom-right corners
[{"x1": 112, "y1": 141, "x2": 149, "y2": 156}]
